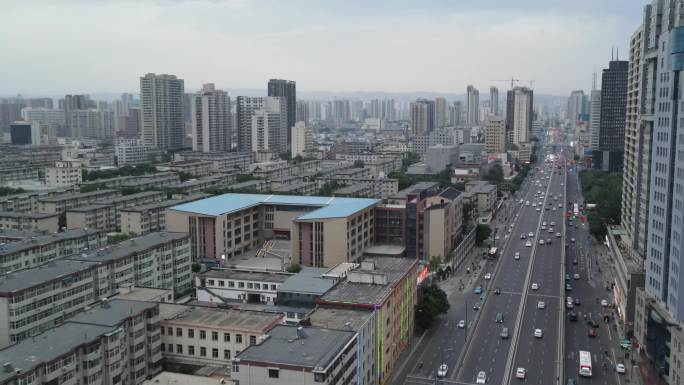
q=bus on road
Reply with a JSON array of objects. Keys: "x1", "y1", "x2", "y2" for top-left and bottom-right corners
[{"x1": 578, "y1": 350, "x2": 592, "y2": 377}]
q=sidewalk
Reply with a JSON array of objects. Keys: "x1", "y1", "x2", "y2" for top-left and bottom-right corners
[{"x1": 588, "y1": 234, "x2": 644, "y2": 385}]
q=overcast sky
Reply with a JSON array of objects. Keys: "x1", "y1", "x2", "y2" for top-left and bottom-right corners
[{"x1": 1, "y1": 0, "x2": 645, "y2": 96}]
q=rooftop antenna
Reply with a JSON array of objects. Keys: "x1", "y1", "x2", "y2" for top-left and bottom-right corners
[
  {"x1": 592, "y1": 72, "x2": 597, "y2": 91},
  {"x1": 616, "y1": 48, "x2": 619, "y2": 61},
  {"x1": 611, "y1": 47, "x2": 614, "y2": 61}
]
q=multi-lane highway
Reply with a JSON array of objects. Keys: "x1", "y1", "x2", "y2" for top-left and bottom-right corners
[
  {"x1": 455, "y1": 150, "x2": 566, "y2": 385},
  {"x1": 396, "y1": 141, "x2": 626, "y2": 385}
]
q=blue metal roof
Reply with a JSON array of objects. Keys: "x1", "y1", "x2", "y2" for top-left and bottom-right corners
[{"x1": 171, "y1": 193, "x2": 379, "y2": 220}]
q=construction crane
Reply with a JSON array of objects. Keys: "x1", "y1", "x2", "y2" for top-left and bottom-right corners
[
  {"x1": 491, "y1": 78, "x2": 536, "y2": 90},
  {"x1": 491, "y1": 77, "x2": 520, "y2": 90}
]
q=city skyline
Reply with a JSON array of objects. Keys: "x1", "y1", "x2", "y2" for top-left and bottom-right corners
[{"x1": 1, "y1": 0, "x2": 643, "y2": 95}]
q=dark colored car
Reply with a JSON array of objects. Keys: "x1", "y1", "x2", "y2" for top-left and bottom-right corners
[
  {"x1": 587, "y1": 319, "x2": 599, "y2": 328},
  {"x1": 574, "y1": 298, "x2": 581, "y2": 306},
  {"x1": 569, "y1": 312, "x2": 578, "y2": 322},
  {"x1": 494, "y1": 288, "x2": 501, "y2": 295}
]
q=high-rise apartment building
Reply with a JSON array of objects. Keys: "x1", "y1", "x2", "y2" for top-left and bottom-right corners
[
  {"x1": 594, "y1": 60, "x2": 628, "y2": 172},
  {"x1": 490, "y1": 86, "x2": 499, "y2": 116},
  {"x1": 21, "y1": 108, "x2": 65, "y2": 139},
  {"x1": 237, "y1": 96, "x2": 287, "y2": 154},
  {"x1": 251, "y1": 99, "x2": 287, "y2": 153},
  {"x1": 140, "y1": 73, "x2": 185, "y2": 150},
  {"x1": 589, "y1": 89, "x2": 602, "y2": 151},
  {"x1": 449, "y1": 101, "x2": 463, "y2": 126},
  {"x1": 622, "y1": 24, "x2": 652, "y2": 261},
  {"x1": 567, "y1": 90, "x2": 587, "y2": 129},
  {"x1": 61, "y1": 94, "x2": 91, "y2": 138},
  {"x1": 506, "y1": 87, "x2": 534, "y2": 145},
  {"x1": 267, "y1": 79, "x2": 296, "y2": 147},
  {"x1": 466, "y1": 85, "x2": 480, "y2": 126},
  {"x1": 191, "y1": 83, "x2": 232, "y2": 153},
  {"x1": 291, "y1": 121, "x2": 312, "y2": 158},
  {"x1": 296, "y1": 100, "x2": 309, "y2": 123},
  {"x1": 485, "y1": 116, "x2": 506, "y2": 154},
  {"x1": 410, "y1": 99, "x2": 435, "y2": 135},
  {"x1": 435, "y1": 97, "x2": 447, "y2": 128}
]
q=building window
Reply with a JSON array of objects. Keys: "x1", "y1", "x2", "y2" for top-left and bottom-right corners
[
  {"x1": 236, "y1": 334, "x2": 242, "y2": 344},
  {"x1": 212, "y1": 331, "x2": 218, "y2": 341},
  {"x1": 200, "y1": 347, "x2": 206, "y2": 357},
  {"x1": 160, "y1": 343, "x2": 165, "y2": 352},
  {"x1": 167, "y1": 327, "x2": 172, "y2": 335},
  {"x1": 249, "y1": 336, "x2": 257, "y2": 345},
  {"x1": 176, "y1": 328, "x2": 182, "y2": 337},
  {"x1": 188, "y1": 329, "x2": 194, "y2": 338},
  {"x1": 176, "y1": 344, "x2": 183, "y2": 354},
  {"x1": 268, "y1": 369, "x2": 279, "y2": 378},
  {"x1": 212, "y1": 348, "x2": 219, "y2": 358},
  {"x1": 168, "y1": 344, "x2": 173, "y2": 353},
  {"x1": 224, "y1": 333, "x2": 230, "y2": 342},
  {"x1": 200, "y1": 330, "x2": 206, "y2": 340},
  {"x1": 219, "y1": 280, "x2": 225, "y2": 287},
  {"x1": 188, "y1": 346, "x2": 195, "y2": 356},
  {"x1": 224, "y1": 350, "x2": 231, "y2": 359}
]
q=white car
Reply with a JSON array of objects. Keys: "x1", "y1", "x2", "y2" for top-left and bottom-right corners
[
  {"x1": 556, "y1": 232, "x2": 562, "y2": 238},
  {"x1": 571, "y1": 238, "x2": 576, "y2": 243},
  {"x1": 553, "y1": 207, "x2": 557, "y2": 211},
  {"x1": 550, "y1": 221, "x2": 556, "y2": 226},
  {"x1": 542, "y1": 221, "x2": 547, "y2": 226},
  {"x1": 484, "y1": 273, "x2": 492, "y2": 280},
  {"x1": 573, "y1": 273, "x2": 580, "y2": 280},
  {"x1": 514, "y1": 252, "x2": 520, "y2": 260},
  {"x1": 534, "y1": 328, "x2": 543, "y2": 338},
  {"x1": 516, "y1": 367, "x2": 527, "y2": 379},
  {"x1": 495, "y1": 235, "x2": 500, "y2": 240},
  {"x1": 525, "y1": 241, "x2": 532, "y2": 247},
  {"x1": 541, "y1": 225, "x2": 547, "y2": 230},
  {"x1": 539, "y1": 239, "x2": 545, "y2": 245},
  {"x1": 537, "y1": 301, "x2": 545, "y2": 309},
  {"x1": 438, "y1": 363, "x2": 448, "y2": 378},
  {"x1": 458, "y1": 320, "x2": 466, "y2": 328},
  {"x1": 528, "y1": 232, "x2": 534, "y2": 238},
  {"x1": 531, "y1": 283, "x2": 539, "y2": 290},
  {"x1": 532, "y1": 203, "x2": 536, "y2": 207},
  {"x1": 616, "y1": 363, "x2": 626, "y2": 373},
  {"x1": 536, "y1": 207, "x2": 541, "y2": 212},
  {"x1": 601, "y1": 299, "x2": 609, "y2": 307},
  {"x1": 476, "y1": 371, "x2": 487, "y2": 384}
]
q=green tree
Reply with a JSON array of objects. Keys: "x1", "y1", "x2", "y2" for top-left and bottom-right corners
[
  {"x1": 416, "y1": 284, "x2": 450, "y2": 329},
  {"x1": 475, "y1": 224, "x2": 492, "y2": 245},
  {"x1": 484, "y1": 164, "x2": 504, "y2": 184},
  {"x1": 287, "y1": 263, "x2": 302, "y2": 273}
]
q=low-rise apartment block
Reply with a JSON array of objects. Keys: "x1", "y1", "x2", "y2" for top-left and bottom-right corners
[
  {"x1": 159, "y1": 304, "x2": 281, "y2": 367},
  {"x1": 463, "y1": 180, "x2": 497, "y2": 216},
  {"x1": 0, "y1": 188, "x2": 76, "y2": 213},
  {"x1": 80, "y1": 172, "x2": 179, "y2": 190},
  {"x1": 308, "y1": 307, "x2": 377, "y2": 385},
  {"x1": 0, "y1": 211, "x2": 59, "y2": 233},
  {"x1": 119, "y1": 194, "x2": 208, "y2": 235},
  {"x1": 167, "y1": 193, "x2": 380, "y2": 267},
  {"x1": 0, "y1": 231, "x2": 191, "y2": 347},
  {"x1": 45, "y1": 160, "x2": 82, "y2": 187},
  {"x1": 38, "y1": 189, "x2": 120, "y2": 214},
  {"x1": 0, "y1": 299, "x2": 162, "y2": 385},
  {"x1": 66, "y1": 190, "x2": 166, "y2": 232},
  {"x1": 68, "y1": 231, "x2": 193, "y2": 296},
  {"x1": 317, "y1": 177, "x2": 399, "y2": 199},
  {"x1": 195, "y1": 269, "x2": 291, "y2": 305},
  {"x1": 0, "y1": 228, "x2": 106, "y2": 273},
  {"x1": 233, "y1": 325, "x2": 357, "y2": 385},
  {"x1": 174, "y1": 151, "x2": 253, "y2": 172},
  {"x1": 317, "y1": 257, "x2": 418, "y2": 385},
  {"x1": 159, "y1": 160, "x2": 214, "y2": 177}
]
